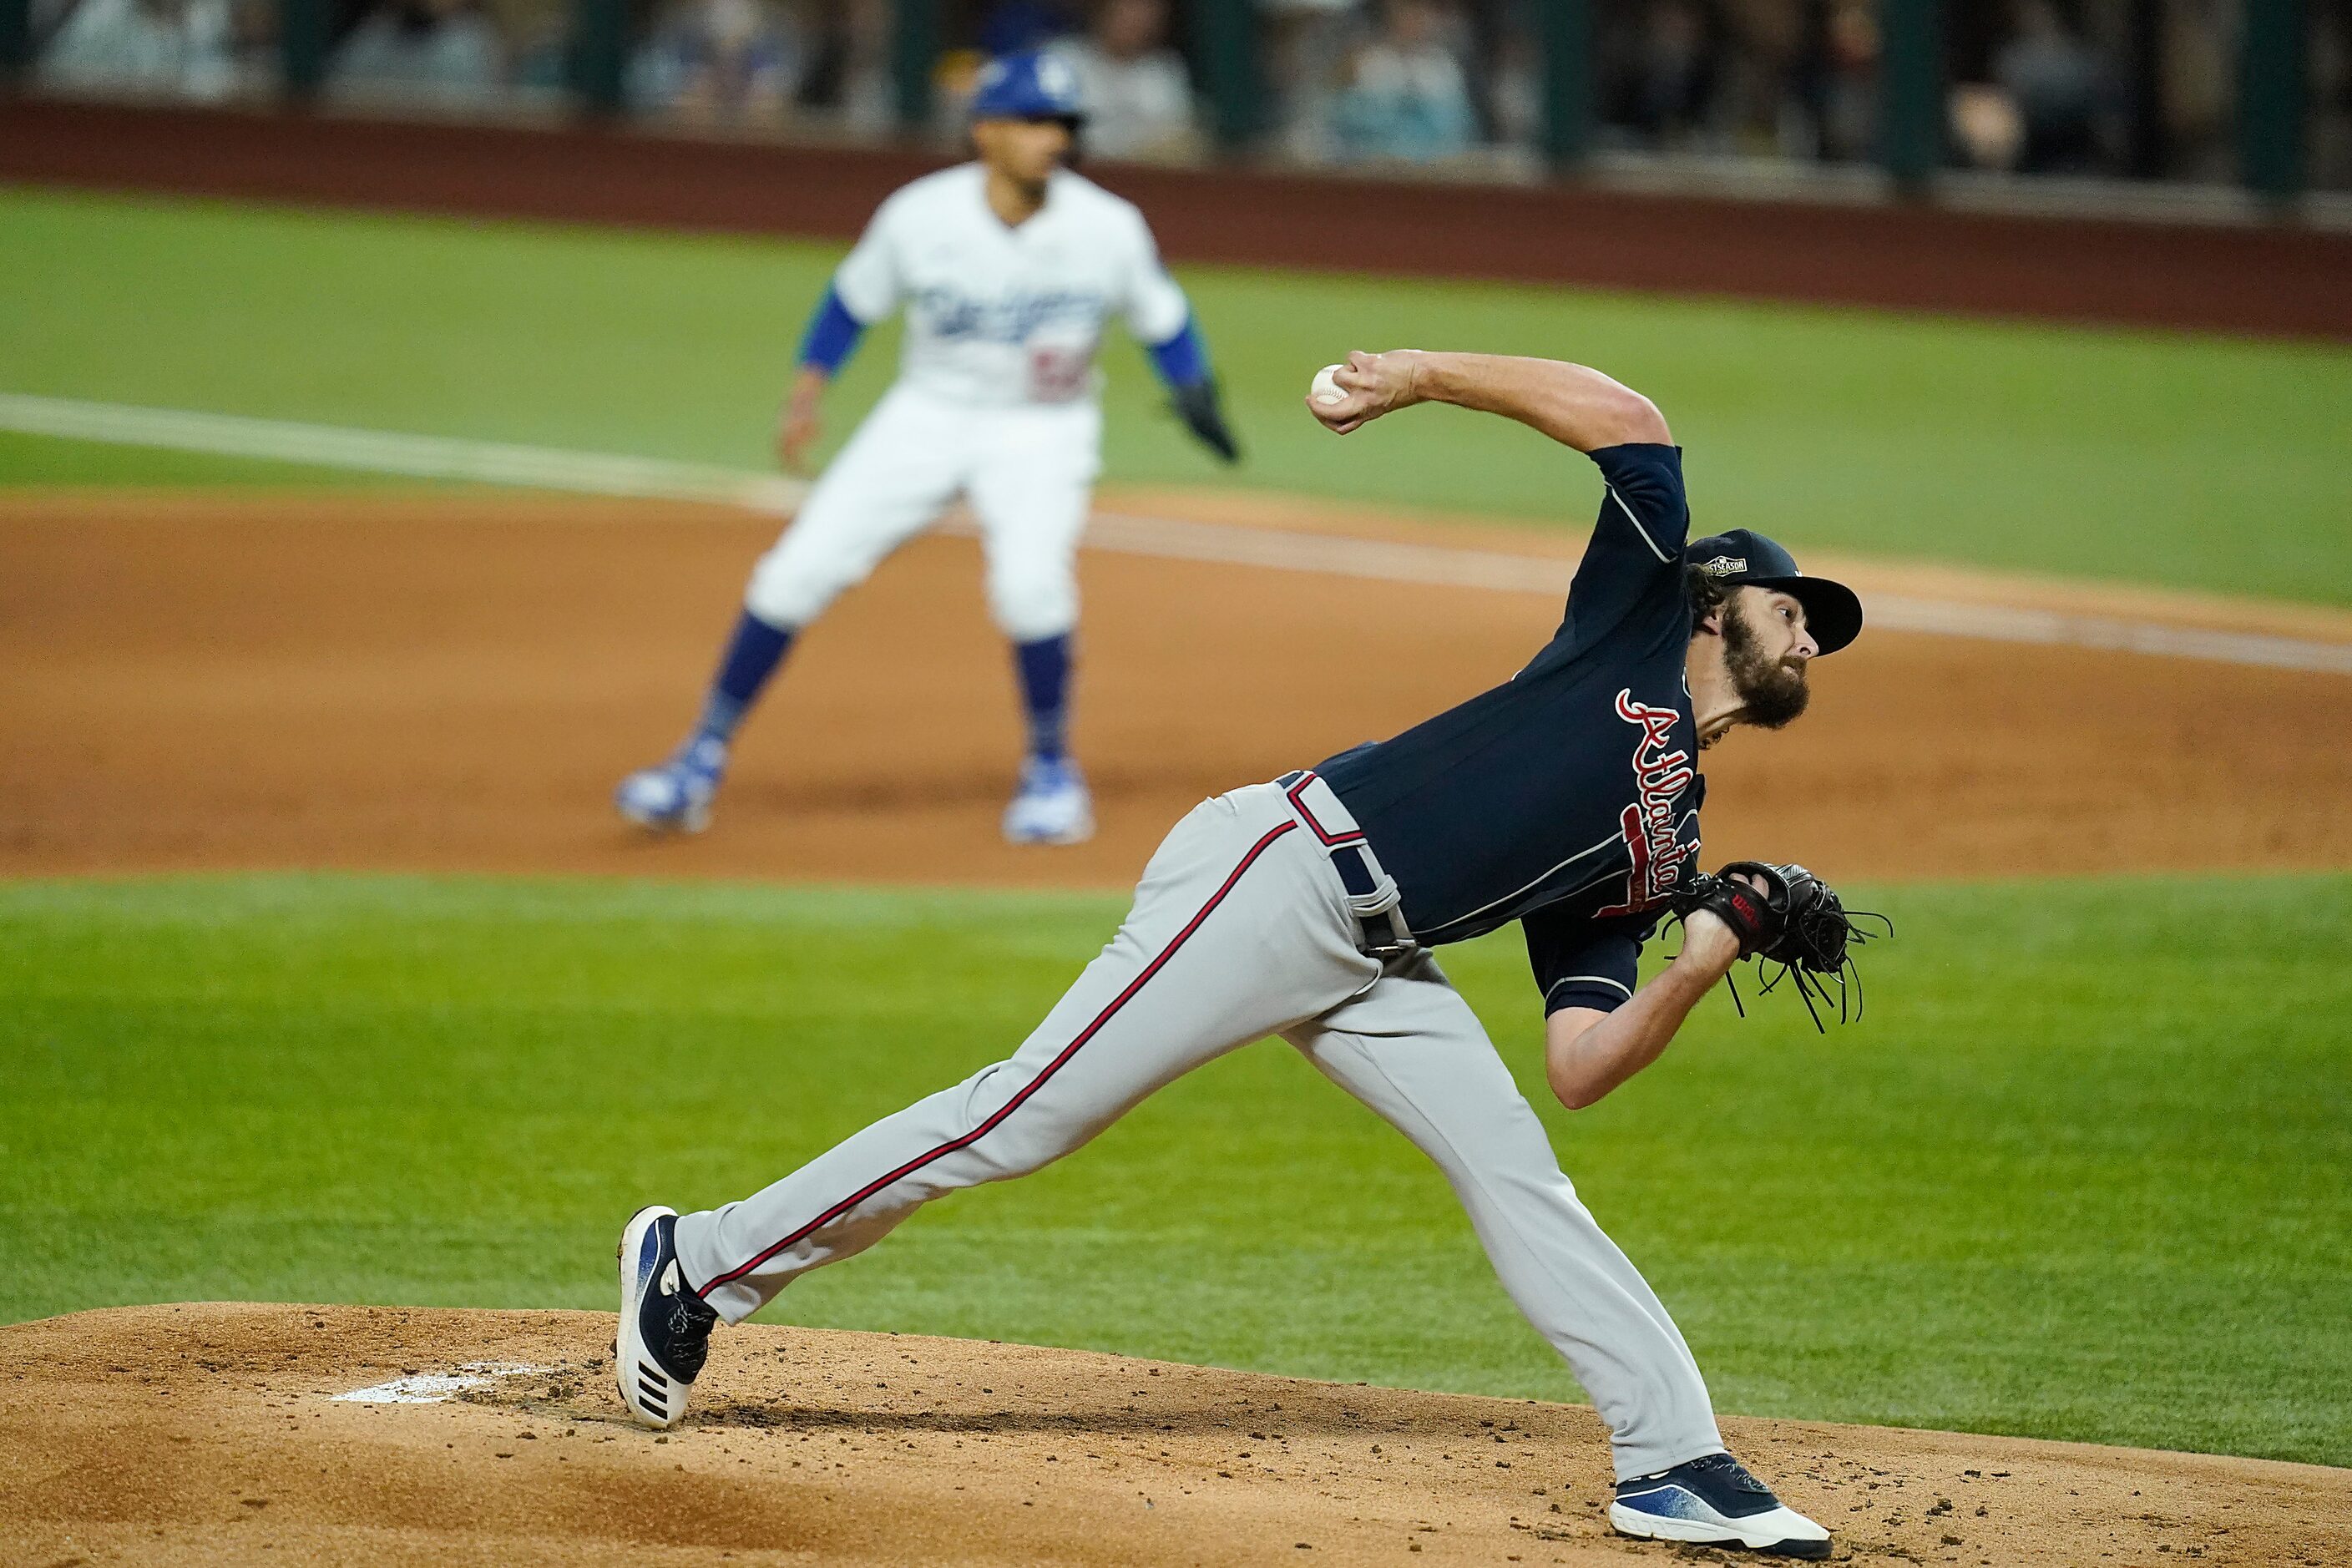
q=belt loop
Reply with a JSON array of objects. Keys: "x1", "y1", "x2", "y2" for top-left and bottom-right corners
[
  {"x1": 1342, "y1": 854, "x2": 1416, "y2": 959},
  {"x1": 1282, "y1": 770, "x2": 1417, "y2": 961}
]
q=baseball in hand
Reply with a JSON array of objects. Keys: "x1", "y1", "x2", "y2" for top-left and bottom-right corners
[{"x1": 1310, "y1": 363, "x2": 1348, "y2": 406}]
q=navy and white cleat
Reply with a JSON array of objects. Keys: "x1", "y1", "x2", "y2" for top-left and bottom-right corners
[
  {"x1": 1610, "y1": 1451, "x2": 1832, "y2": 1560},
  {"x1": 614, "y1": 1204, "x2": 719, "y2": 1429},
  {"x1": 615, "y1": 737, "x2": 727, "y2": 834},
  {"x1": 1001, "y1": 756, "x2": 1094, "y2": 846}
]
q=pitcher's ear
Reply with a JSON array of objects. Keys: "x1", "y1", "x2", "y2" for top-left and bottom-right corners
[{"x1": 1686, "y1": 568, "x2": 1734, "y2": 640}]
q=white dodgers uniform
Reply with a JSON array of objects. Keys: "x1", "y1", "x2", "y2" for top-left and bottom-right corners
[{"x1": 746, "y1": 164, "x2": 1194, "y2": 645}]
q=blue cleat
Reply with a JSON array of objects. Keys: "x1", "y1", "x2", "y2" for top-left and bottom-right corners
[
  {"x1": 1610, "y1": 1451, "x2": 1832, "y2": 1559},
  {"x1": 615, "y1": 736, "x2": 727, "y2": 834},
  {"x1": 614, "y1": 1205, "x2": 719, "y2": 1429},
  {"x1": 1001, "y1": 756, "x2": 1094, "y2": 845}
]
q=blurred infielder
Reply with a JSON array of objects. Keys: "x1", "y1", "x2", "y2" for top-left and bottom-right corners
[
  {"x1": 617, "y1": 48, "x2": 1238, "y2": 845},
  {"x1": 613, "y1": 349, "x2": 1872, "y2": 1558}
]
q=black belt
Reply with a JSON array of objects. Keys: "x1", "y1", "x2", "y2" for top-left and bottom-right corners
[{"x1": 1276, "y1": 770, "x2": 1419, "y2": 960}]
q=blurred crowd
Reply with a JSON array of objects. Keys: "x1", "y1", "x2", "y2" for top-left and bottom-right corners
[
  {"x1": 23, "y1": 0, "x2": 2352, "y2": 189},
  {"x1": 28, "y1": 0, "x2": 554, "y2": 109},
  {"x1": 613, "y1": 0, "x2": 1209, "y2": 150},
  {"x1": 1248, "y1": 0, "x2": 2352, "y2": 184},
  {"x1": 33, "y1": 0, "x2": 260, "y2": 101}
]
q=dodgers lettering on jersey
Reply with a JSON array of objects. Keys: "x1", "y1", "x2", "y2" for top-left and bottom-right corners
[
  {"x1": 1317, "y1": 443, "x2": 1702, "y2": 1017},
  {"x1": 831, "y1": 164, "x2": 1191, "y2": 408}
]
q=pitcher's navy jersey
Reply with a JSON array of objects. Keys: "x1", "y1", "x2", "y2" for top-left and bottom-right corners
[{"x1": 1318, "y1": 443, "x2": 1702, "y2": 1016}]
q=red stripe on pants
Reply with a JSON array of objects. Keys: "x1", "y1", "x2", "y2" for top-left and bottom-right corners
[{"x1": 694, "y1": 817, "x2": 1300, "y2": 1294}]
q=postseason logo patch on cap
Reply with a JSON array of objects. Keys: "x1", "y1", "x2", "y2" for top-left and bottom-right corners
[{"x1": 1696, "y1": 555, "x2": 1748, "y2": 579}]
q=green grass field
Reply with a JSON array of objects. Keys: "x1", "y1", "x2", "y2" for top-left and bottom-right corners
[
  {"x1": 5, "y1": 185, "x2": 2351, "y2": 604},
  {"x1": 5, "y1": 180, "x2": 2348, "y2": 1479},
  {"x1": 4, "y1": 872, "x2": 2347, "y2": 1467}
]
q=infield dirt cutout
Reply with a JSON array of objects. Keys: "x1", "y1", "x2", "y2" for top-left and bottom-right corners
[
  {"x1": 5, "y1": 490, "x2": 2352, "y2": 1565},
  {"x1": 4, "y1": 490, "x2": 2350, "y2": 884},
  {"x1": 8, "y1": 1302, "x2": 2349, "y2": 1567}
]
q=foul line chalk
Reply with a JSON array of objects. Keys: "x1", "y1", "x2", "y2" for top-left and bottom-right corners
[
  {"x1": 5, "y1": 392, "x2": 2348, "y2": 678},
  {"x1": 0, "y1": 392, "x2": 807, "y2": 513}
]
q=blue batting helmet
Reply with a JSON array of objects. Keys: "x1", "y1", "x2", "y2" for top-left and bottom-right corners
[{"x1": 969, "y1": 48, "x2": 1086, "y2": 125}]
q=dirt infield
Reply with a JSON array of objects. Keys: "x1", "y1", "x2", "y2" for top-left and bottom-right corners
[
  {"x1": 3, "y1": 489, "x2": 2351, "y2": 887},
  {"x1": 6, "y1": 1302, "x2": 2349, "y2": 1567}
]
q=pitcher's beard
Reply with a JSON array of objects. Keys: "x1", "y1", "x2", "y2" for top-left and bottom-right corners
[{"x1": 1722, "y1": 605, "x2": 1811, "y2": 729}]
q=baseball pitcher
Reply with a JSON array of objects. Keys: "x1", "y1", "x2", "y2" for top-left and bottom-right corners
[
  {"x1": 614, "y1": 349, "x2": 1872, "y2": 1559},
  {"x1": 618, "y1": 48, "x2": 1239, "y2": 845}
]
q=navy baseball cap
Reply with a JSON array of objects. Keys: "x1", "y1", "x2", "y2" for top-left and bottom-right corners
[
  {"x1": 1686, "y1": 529, "x2": 1864, "y2": 655},
  {"x1": 969, "y1": 49, "x2": 1086, "y2": 126}
]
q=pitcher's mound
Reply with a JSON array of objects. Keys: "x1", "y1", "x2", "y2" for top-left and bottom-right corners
[{"x1": 3, "y1": 1303, "x2": 2343, "y2": 1565}]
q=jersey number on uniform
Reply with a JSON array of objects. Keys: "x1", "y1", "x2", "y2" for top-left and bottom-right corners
[{"x1": 1027, "y1": 343, "x2": 1092, "y2": 403}]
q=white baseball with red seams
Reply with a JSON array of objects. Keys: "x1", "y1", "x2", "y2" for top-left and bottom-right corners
[{"x1": 670, "y1": 772, "x2": 1727, "y2": 1482}]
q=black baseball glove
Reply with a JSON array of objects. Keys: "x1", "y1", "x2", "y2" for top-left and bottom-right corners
[
  {"x1": 1170, "y1": 377, "x2": 1242, "y2": 465},
  {"x1": 1671, "y1": 861, "x2": 1890, "y2": 1029}
]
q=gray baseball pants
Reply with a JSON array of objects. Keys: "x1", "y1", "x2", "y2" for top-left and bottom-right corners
[{"x1": 671, "y1": 777, "x2": 1726, "y2": 1479}]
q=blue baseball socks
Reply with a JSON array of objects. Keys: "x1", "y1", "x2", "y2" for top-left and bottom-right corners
[
  {"x1": 673, "y1": 617, "x2": 1067, "y2": 782},
  {"x1": 680, "y1": 609, "x2": 795, "y2": 767},
  {"x1": 1013, "y1": 633, "x2": 1072, "y2": 764}
]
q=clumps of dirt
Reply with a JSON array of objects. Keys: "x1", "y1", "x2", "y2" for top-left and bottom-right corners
[{"x1": 3, "y1": 1303, "x2": 2345, "y2": 1565}]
